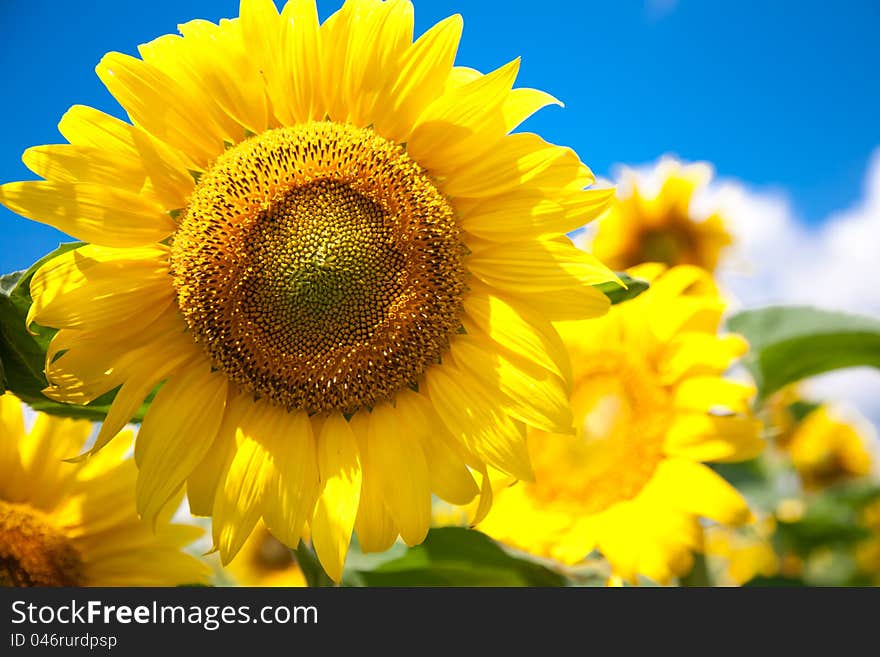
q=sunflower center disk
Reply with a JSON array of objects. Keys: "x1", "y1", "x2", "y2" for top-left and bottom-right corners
[
  {"x1": 0, "y1": 501, "x2": 84, "y2": 587},
  {"x1": 171, "y1": 123, "x2": 465, "y2": 414},
  {"x1": 254, "y1": 532, "x2": 297, "y2": 572},
  {"x1": 529, "y1": 354, "x2": 670, "y2": 515}
]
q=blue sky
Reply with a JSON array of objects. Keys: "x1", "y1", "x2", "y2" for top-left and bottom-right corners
[{"x1": 1, "y1": 0, "x2": 878, "y2": 272}]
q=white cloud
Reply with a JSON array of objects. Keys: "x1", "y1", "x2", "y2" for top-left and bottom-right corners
[{"x1": 704, "y1": 149, "x2": 880, "y2": 317}]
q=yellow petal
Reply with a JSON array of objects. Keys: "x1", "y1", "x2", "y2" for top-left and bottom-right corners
[
  {"x1": 658, "y1": 334, "x2": 748, "y2": 385},
  {"x1": 18, "y1": 414, "x2": 91, "y2": 509},
  {"x1": 463, "y1": 286, "x2": 571, "y2": 385},
  {"x1": 592, "y1": 505, "x2": 643, "y2": 583},
  {"x1": 376, "y1": 13, "x2": 462, "y2": 143},
  {"x1": 450, "y1": 333, "x2": 572, "y2": 434},
  {"x1": 459, "y1": 188, "x2": 613, "y2": 240},
  {"x1": 135, "y1": 359, "x2": 228, "y2": 523},
  {"x1": 57, "y1": 105, "x2": 193, "y2": 209},
  {"x1": 673, "y1": 377, "x2": 755, "y2": 415},
  {"x1": 443, "y1": 132, "x2": 593, "y2": 198},
  {"x1": 273, "y1": 0, "x2": 323, "y2": 124},
  {"x1": 501, "y1": 87, "x2": 562, "y2": 133},
  {"x1": 262, "y1": 410, "x2": 320, "y2": 548},
  {"x1": 0, "y1": 392, "x2": 24, "y2": 438},
  {"x1": 425, "y1": 363, "x2": 533, "y2": 481},
  {"x1": 240, "y1": 0, "x2": 282, "y2": 119},
  {"x1": 352, "y1": 410, "x2": 399, "y2": 553},
  {"x1": 173, "y1": 19, "x2": 269, "y2": 136},
  {"x1": 87, "y1": 329, "x2": 197, "y2": 457},
  {"x1": 28, "y1": 244, "x2": 171, "y2": 330},
  {"x1": 312, "y1": 412, "x2": 362, "y2": 582},
  {"x1": 74, "y1": 429, "x2": 133, "y2": 483},
  {"x1": 96, "y1": 52, "x2": 225, "y2": 168},
  {"x1": 0, "y1": 182, "x2": 175, "y2": 247},
  {"x1": 43, "y1": 309, "x2": 189, "y2": 406},
  {"x1": 207, "y1": 397, "x2": 316, "y2": 561},
  {"x1": 42, "y1": 335, "x2": 139, "y2": 404},
  {"x1": 664, "y1": 413, "x2": 765, "y2": 463},
  {"x1": 23, "y1": 144, "x2": 181, "y2": 211},
  {"x1": 468, "y1": 236, "x2": 617, "y2": 294},
  {"x1": 408, "y1": 58, "x2": 520, "y2": 172},
  {"x1": 328, "y1": 0, "x2": 413, "y2": 127},
  {"x1": 549, "y1": 517, "x2": 601, "y2": 566},
  {"x1": 318, "y1": 0, "x2": 359, "y2": 122},
  {"x1": 187, "y1": 414, "x2": 236, "y2": 517},
  {"x1": 469, "y1": 466, "x2": 494, "y2": 526},
  {"x1": 61, "y1": 452, "x2": 137, "y2": 538},
  {"x1": 645, "y1": 264, "x2": 716, "y2": 300},
  {"x1": 137, "y1": 31, "x2": 244, "y2": 144},
  {"x1": 505, "y1": 285, "x2": 610, "y2": 322},
  {"x1": 212, "y1": 399, "x2": 277, "y2": 563},
  {"x1": 600, "y1": 503, "x2": 701, "y2": 585},
  {"x1": 443, "y1": 65, "x2": 481, "y2": 92},
  {"x1": 367, "y1": 400, "x2": 431, "y2": 546},
  {"x1": 646, "y1": 296, "x2": 725, "y2": 344},
  {"x1": 397, "y1": 390, "x2": 478, "y2": 505},
  {"x1": 0, "y1": 395, "x2": 24, "y2": 500},
  {"x1": 646, "y1": 458, "x2": 752, "y2": 525}
]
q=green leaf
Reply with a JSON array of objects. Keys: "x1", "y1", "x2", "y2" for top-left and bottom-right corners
[
  {"x1": 0, "y1": 243, "x2": 153, "y2": 421},
  {"x1": 726, "y1": 305, "x2": 880, "y2": 401},
  {"x1": 593, "y1": 272, "x2": 650, "y2": 305},
  {"x1": 342, "y1": 527, "x2": 567, "y2": 587}
]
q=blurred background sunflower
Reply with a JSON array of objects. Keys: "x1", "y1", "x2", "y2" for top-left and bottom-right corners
[
  {"x1": 0, "y1": 394, "x2": 207, "y2": 587},
  {"x1": 478, "y1": 265, "x2": 762, "y2": 584}
]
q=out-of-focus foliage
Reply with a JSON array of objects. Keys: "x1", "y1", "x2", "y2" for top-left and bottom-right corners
[
  {"x1": 727, "y1": 306, "x2": 880, "y2": 401},
  {"x1": 708, "y1": 385, "x2": 880, "y2": 587}
]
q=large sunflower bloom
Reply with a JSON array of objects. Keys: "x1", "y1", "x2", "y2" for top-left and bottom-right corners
[
  {"x1": 590, "y1": 158, "x2": 732, "y2": 272},
  {"x1": 0, "y1": 0, "x2": 615, "y2": 580},
  {"x1": 478, "y1": 265, "x2": 764, "y2": 584},
  {"x1": 0, "y1": 394, "x2": 207, "y2": 586}
]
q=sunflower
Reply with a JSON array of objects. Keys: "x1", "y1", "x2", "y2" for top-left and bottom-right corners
[
  {"x1": 477, "y1": 264, "x2": 764, "y2": 584},
  {"x1": 0, "y1": 0, "x2": 615, "y2": 581},
  {"x1": 780, "y1": 405, "x2": 874, "y2": 492},
  {"x1": 0, "y1": 394, "x2": 207, "y2": 586},
  {"x1": 590, "y1": 158, "x2": 731, "y2": 272},
  {"x1": 766, "y1": 388, "x2": 875, "y2": 491},
  {"x1": 224, "y1": 522, "x2": 306, "y2": 587},
  {"x1": 704, "y1": 516, "x2": 780, "y2": 586}
]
